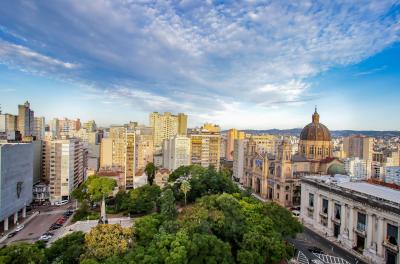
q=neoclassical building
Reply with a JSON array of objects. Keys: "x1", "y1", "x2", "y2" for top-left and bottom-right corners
[
  {"x1": 244, "y1": 109, "x2": 343, "y2": 208},
  {"x1": 301, "y1": 175, "x2": 399, "y2": 264}
]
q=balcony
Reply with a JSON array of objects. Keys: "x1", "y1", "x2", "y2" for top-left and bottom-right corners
[
  {"x1": 332, "y1": 216, "x2": 341, "y2": 224},
  {"x1": 383, "y1": 237, "x2": 399, "y2": 252},
  {"x1": 355, "y1": 223, "x2": 366, "y2": 236},
  {"x1": 307, "y1": 206, "x2": 314, "y2": 212},
  {"x1": 319, "y1": 208, "x2": 328, "y2": 218}
]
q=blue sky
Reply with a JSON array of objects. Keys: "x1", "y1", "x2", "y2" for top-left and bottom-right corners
[{"x1": 0, "y1": 1, "x2": 399, "y2": 130}]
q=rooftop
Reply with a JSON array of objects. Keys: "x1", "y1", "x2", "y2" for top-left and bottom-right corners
[
  {"x1": 337, "y1": 181, "x2": 400, "y2": 204},
  {"x1": 303, "y1": 174, "x2": 400, "y2": 209}
]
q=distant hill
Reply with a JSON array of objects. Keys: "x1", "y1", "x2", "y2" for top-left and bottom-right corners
[{"x1": 229, "y1": 129, "x2": 400, "y2": 138}]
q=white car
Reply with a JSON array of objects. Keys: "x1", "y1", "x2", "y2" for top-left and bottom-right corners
[
  {"x1": 292, "y1": 210, "x2": 300, "y2": 218},
  {"x1": 15, "y1": 224, "x2": 24, "y2": 232},
  {"x1": 55, "y1": 200, "x2": 69, "y2": 206}
]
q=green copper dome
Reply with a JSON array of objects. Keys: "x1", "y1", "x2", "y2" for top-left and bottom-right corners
[{"x1": 327, "y1": 164, "x2": 346, "y2": 176}]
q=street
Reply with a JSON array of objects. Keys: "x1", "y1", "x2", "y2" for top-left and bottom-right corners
[
  {"x1": 289, "y1": 227, "x2": 366, "y2": 264},
  {"x1": 0, "y1": 203, "x2": 74, "y2": 245}
]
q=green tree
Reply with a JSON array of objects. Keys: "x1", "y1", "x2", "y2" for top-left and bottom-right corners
[
  {"x1": 0, "y1": 242, "x2": 45, "y2": 264},
  {"x1": 160, "y1": 189, "x2": 177, "y2": 219},
  {"x1": 124, "y1": 184, "x2": 161, "y2": 214},
  {"x1": 45, "y1": 231, "x2": 85, "y2": 264},
  {"x1": 133, "y1": 214, "x2": 161, "y2": 246},
  {"x1": 180, "y1": 180, "x2": 191, "y2": 205},
  {"x1": 84, "y1": 224, "x2": 132, "y2": 260},
  {"x1": 86, "y1": 176, "x2": 117, "y2": 202},
  {"x1": 188, "y1": 233, "x2": 234, "y2": 264},
  {"x1": 144, "y1": 162, "x2": 156, "y2": 185}
]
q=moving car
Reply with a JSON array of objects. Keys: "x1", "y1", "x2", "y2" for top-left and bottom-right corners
[
  {"x1": 15, "y1": 224, "x2": 24, "y2": 232},
  {"x1": 55, "y1": 200, "x2": 69, "y2": 206}
]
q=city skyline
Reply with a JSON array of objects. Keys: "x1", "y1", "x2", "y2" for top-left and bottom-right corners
[{"x1": 0, "y1": 1, "x2": 400, "y2": 130}]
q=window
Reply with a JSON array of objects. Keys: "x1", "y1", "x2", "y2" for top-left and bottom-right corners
[
  {"x1": 286, "y1": 194, "x2": 289, "y2": 200},
  {"x1": 310, "y1": 146, "x2": 314, "y2": 155},
  {"x1": 309, "y1": 193, "x2": 314, "y2": 207},
  {"x1": 357, "y1": 213, "x2": 366, "y2": 232},
  {"x1": 322, "y1": 199, "x2": 328, "y2": 214},
  {"x1": 387, "y1": 223, "x2": 398, "y2": 246},
  {"x1": 334, "y1": 203, "x2": 341, "y2": 220}
]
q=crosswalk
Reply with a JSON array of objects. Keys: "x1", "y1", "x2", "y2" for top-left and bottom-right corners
[
  {"x1": 297, "y1": 251, "x2": 309, "y2": 264},
  {"x1": 313, "y1": 253, "x2": 351, "y2": 264}
]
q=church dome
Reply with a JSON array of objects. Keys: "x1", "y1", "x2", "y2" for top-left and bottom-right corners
[{"x1": 300, "y1": 108, "x2": 331, "y2": 141}]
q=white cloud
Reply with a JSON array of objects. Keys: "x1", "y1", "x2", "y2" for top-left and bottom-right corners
[{"x1": 0, "y1": 0, "x2": 399, "y2": 127}]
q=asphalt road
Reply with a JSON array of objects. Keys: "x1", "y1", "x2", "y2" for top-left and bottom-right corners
[
  {"x1": 289, "y1": 227, "x2": 366, "y2": 264},
  {"x1": 1, "y1": 203, "x2": 74, "y2": 245}
]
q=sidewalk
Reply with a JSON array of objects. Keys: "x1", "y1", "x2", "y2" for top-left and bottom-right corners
[
  {"x1": 48, "y1": 217, "x2": 134, "y2": 245},
  {"x1": 0, "y1": 211, "x2": 39, "y2": 244}
]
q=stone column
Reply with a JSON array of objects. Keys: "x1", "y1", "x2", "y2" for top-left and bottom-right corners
[
  {"x1": 22, "y1": 206, "x2": 26, "y2": 218},
  {"x1": 13, "y1": 212, "x2": 18, "y2": 225},
  {"x1": 376, "y1": 217, "x2": 384, "y2": 257},
  {"x1": 327, "y1": 199, "x2": 333, "y2": 231},
  {"x1": 315, "y1": 194, "x2": 321, "y2": 223},
  {"x1": 348, "y1": 206, "x2": 354, "y2": 244},
  {"x1": 4, "y1": 217, "x2": 9, "y2": 231},
  {"x1": 367, "y1": 214, "x2": 374, "y2": 249},
  {"x1": 340, "y1": 204, "x2": 347, "y2": 236}
]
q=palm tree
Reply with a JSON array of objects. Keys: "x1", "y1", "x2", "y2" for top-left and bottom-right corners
[{"x1": 180, "y1": 180, "x2": 191, "y2": 205}]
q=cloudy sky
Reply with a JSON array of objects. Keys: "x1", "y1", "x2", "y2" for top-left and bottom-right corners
[{"x1": 0, "y1": 0, "x2": 399, "y2": 130}]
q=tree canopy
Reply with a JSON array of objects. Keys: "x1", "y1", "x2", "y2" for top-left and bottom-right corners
[{"x1": 3, "y1": 166, "x2": 302, "y2": 264}]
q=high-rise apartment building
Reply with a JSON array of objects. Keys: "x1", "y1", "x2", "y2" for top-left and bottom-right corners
[
  {"x1": 226, "y1": 128, "x2": 245, "y2": 161},
  {"x1": 42, "y1": 138, "x2": 85, "y2": 203},
  {"x1": 59, "y1": 118, "x2": 81, "y2": 135},
  {"x1": 0, "y1": 113, "x2": 17, "y2": 134},
  {"x1": 190, "y1": 124, "x2": 221, "y2": 170},
  {"x1": 83, "y1": 120, "x2": 97, "y2": 132},
  {"x1": 177, "y1": 113, "x2": 188, "y2": 135},
  {"x1": 232, "y1": 138, "x2": 247, "y2": 183},
  {"x1": 34, "y1": 117, "x2": 45, "y2": 140},
  {"x1": 18, "y1": 101, "x2": 34, "y2": 137},
  {"x1": 149, "y1": 112, "x2": 187, "y2": 149},
  {"x1": 100, "y1": 126, "x2": 136, "y2": 188},
  {"x1": 343, "y1": 135, "x2": 373, "y2": 160},
  {"x1": 49, "y1": 118, "x2": 60, "y2": 139},
  {"x1": 344, "y1": 157, "x2": 368, "y2": 180},
  {"x1": 163, "y1": 135, "x2": 191, "y2": 170},
  {"x1": 125, "y1": 131, "x2": 135, "y2": 188},
  {"x1": 135, "y1": 126, "x2": 154, "y2": 171}
]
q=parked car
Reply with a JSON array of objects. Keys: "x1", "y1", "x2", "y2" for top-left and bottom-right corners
[
  {"x1": 292, "y1": 210, "x2": 300, "y2": 218},
  {"x1": 308, "y1": 247, "x2": 324, "y2": 254},
  {"x1": 39, "y1": 234, "x2": 53, "y2": 241},
  {"x1": 7, "y1": 231, "x2": 17, "y2": 238},
  {"x1": 55, "y1": 200, "x2": 69, "y2": 206},
  {"x1": 64, "y1": 211, "x2": 73, "y2": 217},
  {"x1": 15, "y1": 224, "x2": 24, "y2": 232}
]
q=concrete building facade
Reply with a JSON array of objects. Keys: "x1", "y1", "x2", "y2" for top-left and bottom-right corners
[
  {"x1": 225, "y1": 128, "x2": 245, "y2": 161},
  {"x1": 0, "y1": 143, "x2": 33, "y2": 231},
  {"x1": 42, "y1": 138, "x2": 85, "y2": 203},
  {"x1": 190, "y1": 124, "x2": 221, "y2": 171},
  {"x1": 18, "y1": 101, "x2": 34, "y2": 138},
  {"x1": 163, "y1": 135, "x2": 191, "y2": 171},
  {"x1": 232, "y1": 138, "x2": 247, "y2": 183},
  {"x1": 344, "y1": 157, "x2": 368, "y2": 180}
]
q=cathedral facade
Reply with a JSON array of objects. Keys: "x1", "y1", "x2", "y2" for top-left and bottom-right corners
[{"x1": 244, "y1": 108, "x2": 343, "y2": 208}]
